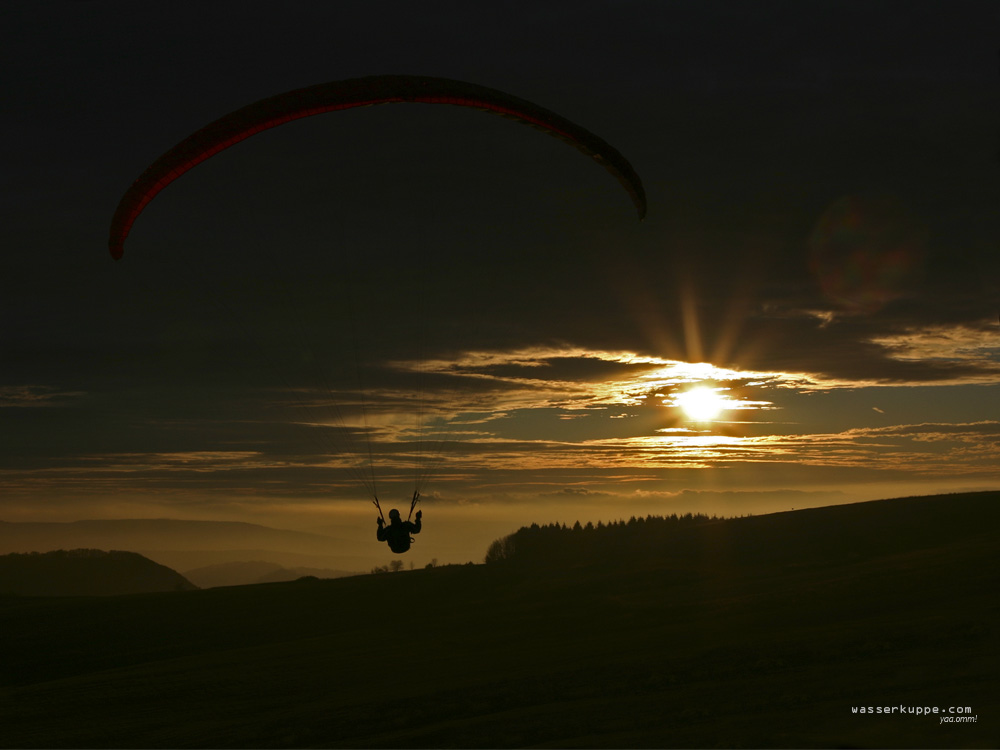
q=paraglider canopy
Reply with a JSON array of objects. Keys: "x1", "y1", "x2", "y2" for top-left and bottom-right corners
[{"x1": 109, "y1": 75, "x2": 646, "y2": 260}]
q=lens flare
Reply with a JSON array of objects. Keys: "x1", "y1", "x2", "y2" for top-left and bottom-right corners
[{"x1": 809, "y1": 192, "x2": 928, "y2": 314}]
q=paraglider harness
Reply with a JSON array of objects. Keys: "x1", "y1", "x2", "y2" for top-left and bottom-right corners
[{"x1": 374, "y1": 491, "x2": 420, "y2": 554}]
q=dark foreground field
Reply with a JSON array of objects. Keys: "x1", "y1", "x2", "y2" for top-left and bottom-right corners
[{"x1": 1, "y1": 493, "x2": 997, "y2": 748}]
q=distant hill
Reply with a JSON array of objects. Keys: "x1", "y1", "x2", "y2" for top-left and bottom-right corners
[
  {"x1": 183, "y1": 561, "x2": 284, "y2": 588},
  {"x1": 0, "y1": 519, "x2": 341, "y2": 555},
  {"x1": 183, "y1": 560, "x2": 358, "y2": 588},
  {"x1": 0, "y1": 549, "x2": 197, "y2": 597},
  {"x1": 256, "y1": 566, "x2": 358, "y2": 584},
  {"x1": 0, "y1": 518, "x2": 364, "y2": 573}
]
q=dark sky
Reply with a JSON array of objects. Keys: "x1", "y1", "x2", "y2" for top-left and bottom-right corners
[{"x1": 2, "y1": 1, "x2": 998, "y2": 565}]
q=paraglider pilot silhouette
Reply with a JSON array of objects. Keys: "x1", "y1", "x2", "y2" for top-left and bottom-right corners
[{"x1": 376, "y1": 491, "x2": 422, "y2": 554}]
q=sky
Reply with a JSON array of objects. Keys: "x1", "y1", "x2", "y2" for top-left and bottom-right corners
[{"x1": 2, "y1": 1, "x2": 998, "y2": 566}]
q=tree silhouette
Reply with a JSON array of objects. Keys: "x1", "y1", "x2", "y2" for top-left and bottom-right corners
[{"x1": 484, "y1": 512, "x2": 722, "y2": 568}]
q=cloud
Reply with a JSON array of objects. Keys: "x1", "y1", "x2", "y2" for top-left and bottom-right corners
[
  {"x1": 870, "y1": 322, "x2": 1000, "y2": 382},
  {"x1": 390, "y1": 345, "x2": 816, "y2": 414},
  {"x1": 387, "y1": 337, "x2": 1000, "y2": 440},
  {"x1": 0, "y1": 386, "x2": 84, "y2": 408}
]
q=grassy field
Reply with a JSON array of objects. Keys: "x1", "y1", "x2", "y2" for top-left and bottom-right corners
[{"x1": 1, "y1": 492, "x2": 997, "y2": 748}]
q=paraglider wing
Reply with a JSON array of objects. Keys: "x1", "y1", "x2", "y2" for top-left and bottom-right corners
[{"x1": 108, "y1": 75, "x2": 646, "y2": 259}]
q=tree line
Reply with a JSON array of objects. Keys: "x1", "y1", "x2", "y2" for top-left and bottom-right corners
[{"x1": 485, "y1": 512, "x2": 731, "y2": 567}]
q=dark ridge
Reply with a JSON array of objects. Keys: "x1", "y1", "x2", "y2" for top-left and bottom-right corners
[
  {"x1": 485, "y1": 490, "x2": 1000, "y2": 570},
  {"x1": 0, "y1": 549, "x2": 197, "y2": 597}
]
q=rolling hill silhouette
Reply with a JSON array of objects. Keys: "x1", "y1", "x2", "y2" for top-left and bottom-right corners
[
  {"x1": 486, "y1": 491, "x2": 1000, "y2": 571},
  {"x1": 0, "y1": 518, "x2": 362, "y2": 573},
  {"x1": 0, "y1": 518, "x2": 341, "y2": 554},
  {"x1": 0, "y1": 549, "x2": 197, "y2": 596},
  {"x1": 183, "y1": 560, "x2": 358, "y2": 588},
  {"x1": 0, "y1": 491, "x2": 996, "y2": 748}
]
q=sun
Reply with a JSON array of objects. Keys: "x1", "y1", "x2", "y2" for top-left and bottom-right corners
[{"x1": 675, "y1": 386, "x2": 727, "y2": 421}]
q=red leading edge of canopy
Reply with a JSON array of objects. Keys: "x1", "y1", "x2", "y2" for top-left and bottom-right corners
[{"x1": 109, "y1": 79, "x2": 645, "y2": 260}]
